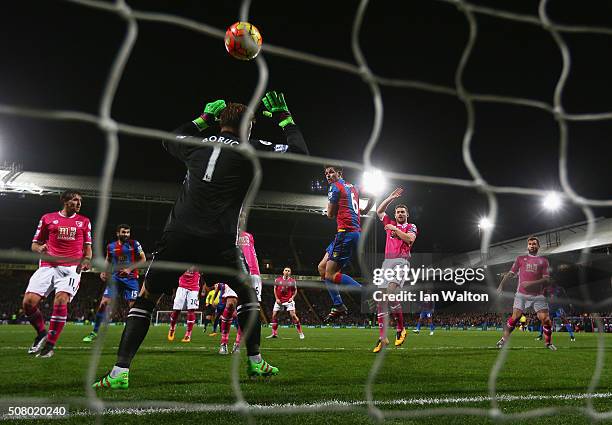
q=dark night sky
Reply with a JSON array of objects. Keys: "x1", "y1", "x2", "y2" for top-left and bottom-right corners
[{"x1": 1, "y1": 0, "x2": 612, "y2": 260}]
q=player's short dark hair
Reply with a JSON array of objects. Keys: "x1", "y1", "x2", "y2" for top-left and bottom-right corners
[
  {"x1": 527, "y1": 236, "x2": 540, "y2": 246},
  {"x1": 60, "y1": 190, "x2": 82, "y2": 202},
  {"x1": 219, "y1": 103, "x2": 254, "y2": 130},
  {"x1": 116, "y1": 224, "x2": 131, "y2": 232},
  {"x1": 283, "y1": 266, "x2": 292, "y2": 271},
  {"x1": 395, "y1": 204, "x2": 408, "y2": 212},
  {"x1": 324, "y1": 165, "x2": 343, "y2": 175}
]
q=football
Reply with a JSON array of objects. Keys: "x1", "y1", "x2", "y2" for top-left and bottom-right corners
[{"x1": 224, "y1": 21, "x2": 262, "y2": 61}]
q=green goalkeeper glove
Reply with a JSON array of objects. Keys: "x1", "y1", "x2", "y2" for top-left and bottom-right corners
[
  {"x1": 193, "y1": 99, "x2": 226, "y2": 131},
  {"x1": 261, "y1": 91, "x2": 295, "y2": 128}
]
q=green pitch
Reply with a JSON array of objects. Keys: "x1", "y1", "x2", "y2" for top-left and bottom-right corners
[{"x1": 1, "y1": 324, "x2": 611, "y2": 424}]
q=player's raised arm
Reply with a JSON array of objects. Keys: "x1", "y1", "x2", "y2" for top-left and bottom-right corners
[
  {"x1": 256, "y1": 91, "x2": 309, "y2": 155},
  {"x1": 162, "y1": 99, "x2": 227, "y2": 162},
  {"x1": 360, "y1": 196, "x2": 376, "y2": 216},
  {"x1": 376, "y1": 187, "x2": 404, "y2": 220}
]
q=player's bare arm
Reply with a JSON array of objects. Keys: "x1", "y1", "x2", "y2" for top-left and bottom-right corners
[
  {"x1": 360, "y1": 197, "x2": 375, "y2": 216},
  {"x1": 376, "y1": 187, "x2": 404, "y2": 220},
  {"x1": 100, "y1": 252, "x2": 112, "y2": 282},
  {"x1": 521, "y1": 277, "x2": 551, "y2": 290},
  {"x1": 326, "y1": 202, "x2": 338, "y2": 219},
  {"x1": 31, "y1": 242, "x2": 47, "y2": 253},
  {"x1": 497, "y1": 271, "x2": 516, "y2": 293},
  {"x1": 121, "y1": 251, "x2": 147, "y2": 275},
  {"x1": 77, "y1": 245, "x2": 93, "y2": 273},
  {"x1": 384, "y1": 224, "x2": 416, "y2": 245}
]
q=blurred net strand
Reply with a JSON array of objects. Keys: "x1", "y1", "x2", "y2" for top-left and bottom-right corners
[{"x1": 0, "y1": 0, "x2": 610, "y2": 421}]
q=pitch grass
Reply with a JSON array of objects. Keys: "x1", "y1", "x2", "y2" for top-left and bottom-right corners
[{"x1": 1, "y1": 324, "x2": 611, "y2": 424}]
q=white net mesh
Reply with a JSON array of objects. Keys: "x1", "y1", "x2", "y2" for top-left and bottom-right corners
[{"x1": 1, "y1": 0, "x2": 611, "y2": 422}]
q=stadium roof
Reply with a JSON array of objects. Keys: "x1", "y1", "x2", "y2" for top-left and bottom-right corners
[
  {"x1": 0, "y1": 167, "x2": 345, "y2": 215},
  {"x1": 445, "y1": 217, "x2": 612, "y2": 268}
]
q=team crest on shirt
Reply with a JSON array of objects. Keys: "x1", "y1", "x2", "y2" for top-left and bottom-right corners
[
  {"x1": 76, "y1": 221, "x2": 83, "y2": 228},
  {"x1": 52, "y1": 220, "x2": 59, "y2": 225}
]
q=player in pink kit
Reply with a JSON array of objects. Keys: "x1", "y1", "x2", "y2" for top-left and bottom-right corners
[
  {"x1": 214, "y1": 281, "x2": 242, "y2": 355},
  {"x1": 373, "y1": 187, "x2": 418, "y2": 353},
  {"x1": 496, "y1": 237, "x2": 556, "y2": 350},
  {"x1": 168, "y1": 267, "x2": 201, "y2": 343},
  {"x1": 238, "y1": 228, "x2": 263, "y2": 304},
  {"x1": 22, "y1": 190, "x2": 93, "y2": 358},
  {"x1": 267, "y1": 267, "x2": 304, "y2": 339}
]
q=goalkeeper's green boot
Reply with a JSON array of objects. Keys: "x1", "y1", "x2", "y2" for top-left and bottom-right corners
[
  {"x1": 92, "y1": 371, "x2": 129, "y2": 389},
  {"x1": 82, "y1": 332, "x2": 97, "y2": 343},
  {"x1": 247, "y1": 358, "x2": 279, "y2": 378}
]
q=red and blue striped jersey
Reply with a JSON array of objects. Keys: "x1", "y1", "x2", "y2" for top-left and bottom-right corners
[
  {"x1": 328, "y1": 178, "x2": 361, "y2": 232},
  {"x1": 107, "y1": 239, "x2": 144, "y2": 279}
]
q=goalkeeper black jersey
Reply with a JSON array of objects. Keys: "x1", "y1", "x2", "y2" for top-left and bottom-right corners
[{"x1": 162, "y1": 122, "x2": 308, "y2": 239}]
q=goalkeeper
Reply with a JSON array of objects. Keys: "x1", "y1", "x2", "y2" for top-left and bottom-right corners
[{"x1": 93, "y1": 92, "x2": 308, "y2": 389}]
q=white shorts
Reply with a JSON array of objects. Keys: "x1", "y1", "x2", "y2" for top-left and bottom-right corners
[
  {"x1": 26, "y1": 266, "x2": 81, "y2": 302},
  {"x1": 222, "y1": 285, "x2": 238, "y2": 300},
  {"x1": 513, "y1": 292, "x2": 548, "y2": 313},
  {"x1": 173, "y1": 287, "x2": 200, "y2": 310},
  {"x1": 273, "y1": 300, "x2": 295, "y2": 312},
  {"x1": 378, "y1": 258, "x2": 410, "y2": 289},
  {"x1": 251, "y1": 275, "x2": 262, "y2": 302}
]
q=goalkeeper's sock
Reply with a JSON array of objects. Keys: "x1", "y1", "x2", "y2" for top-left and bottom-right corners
[
  {"x1": 110, "y1": 365, "x2": 129, "y2": 378},
  {"x1": 325, "y1": 280, "x2": 343, "y2": 306},
  {"x1": 116, "y1": 298, "x2": 155, "y2": 368},
  {"x1": 236, "y1": 302, "x2": 261, "y2": 357},
  {"x1": 249, "y1": 354, "x2": 262, "y2": 363}
]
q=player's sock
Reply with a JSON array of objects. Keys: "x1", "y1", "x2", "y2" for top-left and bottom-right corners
[
  {"x1": 47, "y1": 304, "x2": 68, "y2": 345},
  {"x1": 293, "y1": 318, "x2": 303, "y2": 334},
  {"x1": 236, "y1": 301, "x2": 262, "y2": 357},
  {"x1": 116, "y1": 297, "x2": 155, "y2": 368},
  {"x1": 185, "y1": 311, "x2": 196, "y2": 336},
  {"x1": 390, "y1": 302, "x2": 404, "y2": 331},
  {"x1": 430, "y1": 323, "x2": 435, "y2": 332},
  {"x1": 235, "y1": 326, "x2": 242, "y2": 345},
  {"x1": 220, "y1": 308, "x2": 233, "y2": 344},
  {"x1": 333, "y1": 273, "x2": 361, "y2": 288},
  {"x1": 203, "y1": 318, "x2": 209, "y2": 332},
  {"x1": 538, "y1": 326, "x2": 544, "y2": 338},
  {"x1": 416, "y1": 322, "x2": 422, "y2": 332},
  {"x1": 110, "y1": 365, "x2": 129, "y2": 378},
  {"x1": 249, "y1": 354, "x2": 262, "y2": 363},
  {"x1": 213, "y1": 316, "x2": 220, "y2": 333},
  {"x1": 543, "y1": 324, "x2": 552, "y2": 345},
  {"x1": 566, "y1": 323, "x2": 575, "y2": 338},
  {"x1": 24, "y1": 305, "x2": 46, "y2": 335},
  {"x1": 325, "y1": 280, "x2": 343, "y2": 305},
  {"x1": 377, "y1": 302, "x2": 388, "y2": 339},
  {"x1": 506, "y1": 316, "x2": 517, "y2": 335},
  {"x1": 93, "y1": 309, "x2": 106, "y2": 333},
  {"x1": 271, "y1": 321, "x2": 278, "y2": 335},
  {"x1": 169, "y1": 310, "x2": 179, "y2": 332}
]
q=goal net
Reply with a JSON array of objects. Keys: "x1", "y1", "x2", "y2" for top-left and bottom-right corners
[{"x1": 0, "y1": 0, "x2": 611, "y2": 423}]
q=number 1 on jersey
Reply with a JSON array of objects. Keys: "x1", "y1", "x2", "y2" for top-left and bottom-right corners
[{"x1": 203, "y1": 146, "x2": 221, "y2": 182}]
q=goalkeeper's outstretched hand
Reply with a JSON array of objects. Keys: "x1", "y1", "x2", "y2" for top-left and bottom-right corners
[
  {"x1": 193, "y1": 99, "x2": 226, "y2": 131},
  {"x1": 261, "y1": 91, "x2": 295, "y2": 128}
]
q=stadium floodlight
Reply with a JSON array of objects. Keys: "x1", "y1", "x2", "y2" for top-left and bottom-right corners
[
  {"x1": 478, "y1": 217, "x2": 494, "y2": 230},
  {"x1": 362, "y1": 169, "x2": 387, "y2": 196},
  {"x1": 542, "y1": 191, "x2": 562, "y2": 212}
]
